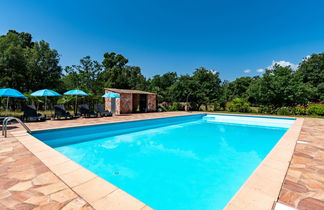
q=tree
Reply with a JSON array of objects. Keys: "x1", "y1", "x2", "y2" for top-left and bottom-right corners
[
  {"x1": 100, "y1": 52, "x2": 147, "y2": 90},
  {"x1": 317, "y1": 83, "x2": 324, "y2": 102},
  {"x1": 0, "y1": 30, "x2": 62, "y2": 92},
  {"x1": 25, "y1": 40, "x2": 62, "y2": 91},
  {"x1": 169, "y1": 74, "x2": 196, "y2": 102},
  {"x1": 216, "y1": 80, "x2": 229, "y2": 109},
  {"x1": 225, "y1": 76, "x2": 256, "y2": 101},
  {"x1": 248, "y1": 64, "x2": 313, "y2": 107},
  {"x1": 126, "y1": 66, "x2": 148, "y2": 90},
  {"x1": 148, "y1": 72, "x2": 178, "y2": 102},
  {"x1": 297, "y1": 53, "x2": 324, "y2": 102},
  {"x1": 101, "y1": 52, "x2": 129, "y2": 88},
  {"x1": 149, "y1": 72, "x2": 178, "y2": 90},
  {"x1": 191, "y1": 67, "x2": 222, "y2": 109},
  {"x1": 0, "y1": 31, "x2": 28, "y2": 91},
  {"x1": 169, "y1": 68, "x2": 222, "y2": 110},
  {"x1": 62, "y1": 56, "x2": 103, "y2": 94}
]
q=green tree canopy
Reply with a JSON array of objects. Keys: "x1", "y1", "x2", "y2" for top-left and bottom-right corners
[
  {"x1": 100, "y1": 52, "x2": 147, "y2": 90},
  {"x1": 0, "y1": 31, "x2": 29, "y2": 91},
  {"x1": 169, "y1": 74, "x2": 196, "y2": 102},
  {"x1": 297, "y1": 53, "x2": 324, "y2": 102},
  {"x1": 62, "y1": 56, "x2": 102, "y2": 94},
  {"x1": 126, "y1": 66, "x2": 148, "y2": 90},
  {"x1": 25, "y1": 40, "x2": 62, "y2": 91},
  {"x1": 191, "y1": 67, "x2": 222, "y2": 109},
  {"x1": 148, "y1": 72, "x2": 178, "y2": 102},
  {"x1": 0, "y1": 30, "x2": 62, "y2": 92},
  {"x1": 225, "y1": 76, "x2": 256, "y2": 101},
  {"x1": 101, "y1": 52, "x2": 129, "y2": 88},
  {"x1": 248, "y1": 64, "x2": 313, "y2": 107}
]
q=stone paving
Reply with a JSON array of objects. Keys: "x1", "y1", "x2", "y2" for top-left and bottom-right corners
[
  {"x1": 278, "y1": 118, "x2": 324, "y2": 210},
  {"x1": 19, "y1": 112, "x2": 196, "y2": 132},
  {"x1": 0, "y1": 136, "x2": 93, "y2": 209}
]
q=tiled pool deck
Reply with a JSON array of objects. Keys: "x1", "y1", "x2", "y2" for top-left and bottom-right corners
[
  {"x1": 0, "y1": 135, "x2": 93, "y2": 209},
  {"x1": 278, "y1": 118, "x2": 324, "y2": 209},
  {"x1": 0, "y1": 112, "x2": 323, "y2": 209}
]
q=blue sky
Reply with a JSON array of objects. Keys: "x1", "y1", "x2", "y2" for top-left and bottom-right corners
[{"x1": 1, "y1": 0, "x2": 324, "y2": 80}]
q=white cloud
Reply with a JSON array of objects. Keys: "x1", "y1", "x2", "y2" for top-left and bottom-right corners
[
  {"x1": 210, "y1": 70, "x2": 218, "y2": 75},
  {"x1": 268, "y1": 60, "x2": 298, "y2": 70},
  {"x1": 256, "y1": 68, "x2": 264, "y2": 73},
  {"x1": 244, "y1": 69, "x2": 251, "y2": 73},
  {"x1": 303, "y1": 55, "x2": 311, "y2": 62}
]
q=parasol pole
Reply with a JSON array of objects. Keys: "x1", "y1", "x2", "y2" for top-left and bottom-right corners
[
  {"x1": 45, "y1": 96, "x2": 47, "y2": 113},
  {"x1": 75, "y1": 95, "x2": 78, "y2": 115},
  {"x1": 6, "y1": 96, "x2": 9, "y2": 113}
]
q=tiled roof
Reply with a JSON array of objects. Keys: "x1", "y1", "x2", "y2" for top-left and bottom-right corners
[{"x1": 105, "y1": 88, "x2": 155, "y2": 95}]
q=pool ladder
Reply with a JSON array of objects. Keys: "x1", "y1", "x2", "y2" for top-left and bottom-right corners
[{"x1": 2, "y1": 117, "x2": 31, "y2": 138}]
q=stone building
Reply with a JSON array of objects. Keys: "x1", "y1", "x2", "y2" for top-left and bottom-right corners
[{"x1": 104, "y1": 88, "x2": 157, "y2": 114}]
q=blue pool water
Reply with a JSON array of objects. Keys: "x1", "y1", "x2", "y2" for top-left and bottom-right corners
[{"x1": 33, "y1": 114, "x2": 294, "y2": 209}]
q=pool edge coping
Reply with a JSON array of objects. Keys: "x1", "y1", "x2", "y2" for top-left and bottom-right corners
[
  {"x1": 224, "y1": 117, "x2": 304, "y2": 210},
  {"x1": 9, "y1": 112, "x2": 302, "y2": 209},
  {"x1": 10, "y1": 131, "x2": 152, "y2": 210}
]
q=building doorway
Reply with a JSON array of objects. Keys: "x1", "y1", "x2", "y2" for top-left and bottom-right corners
[
  {"x1": 139, "y1": 94, "x2": 148, "y2": 112},
  {"x1": 111, "y1": 98, "x2": 116, "y2": 114}
]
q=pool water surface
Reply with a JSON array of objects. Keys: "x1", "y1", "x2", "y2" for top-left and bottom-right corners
[{"x1": 33, "y1": 114, "x2": 294, "y2": 209}]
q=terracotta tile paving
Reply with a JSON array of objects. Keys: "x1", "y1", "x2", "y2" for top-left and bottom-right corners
[
  {"x1": 278, "y1": 118, "x2": 324, "y2": 210},
  {"x1": 19, "y1": 112, "x2": 196, "y2": 132},
  {"x1": 0, "y1": 136, "x2": 93, "y2": 210}
]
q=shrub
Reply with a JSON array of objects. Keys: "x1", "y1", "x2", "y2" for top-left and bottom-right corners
[
  {"x1": 157, "y1": 105, "x2": 167, "y2": 112},
  {"x1": 307, "y1": 104, "x2": 324, "y2": 116},
  {"x1": 250, "y1": 107, "x2": 259, "y2": 113},
  {"x1": 226, "y1": 98, "x2": 251, "y2": 112},
  {"x1": 213, "y1": 102, "x2": 222, "y2": 111},
  {"x1": 259, "y1": 105, "x2": 276, "y2": 114},
  {"x1": 168, "y1": 102, "x2": 183, "y2": 111},
  {"x1": 277, "y1": 107, "x2": 292, "y2": 115},
  {"x1": 292, "y1": 106, "x2": 306, "y2": 115}
]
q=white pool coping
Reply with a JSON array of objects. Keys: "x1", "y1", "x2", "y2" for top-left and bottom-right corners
[{"x1": 204, "y1": 114, "x2": 295, "y2": 128}]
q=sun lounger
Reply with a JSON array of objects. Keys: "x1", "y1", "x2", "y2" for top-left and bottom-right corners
[
  {"x1": 22, "y1": 105, "x2": 46, "y2": 122},
  {"x1": 0, "y1": 117, "x2": 5, "y2": 125},
  {"x1": 96, "y1": 104, "x2": 112, "y2": 117},
  {"x1": 54, "y1": 105, "x2": 73, "y2": 119},
  {"x1": 79, "y1": 104, "x2": 98, "y2": 118}
]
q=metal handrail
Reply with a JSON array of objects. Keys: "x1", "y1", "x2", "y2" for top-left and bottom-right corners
[{"x1": 2, "y1": 117, "x2": 31, "y2": 138}]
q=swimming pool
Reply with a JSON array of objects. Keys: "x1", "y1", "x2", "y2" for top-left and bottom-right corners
[{"x1": 32, "y1": 114, "x2": 295, "y2": 209}]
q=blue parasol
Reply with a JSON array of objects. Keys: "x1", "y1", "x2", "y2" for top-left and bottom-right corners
[
  {"x1": 31, "y1": 89, "x2": 61, "y2": 112},
  {"x1": 0, "y1": 88, "x2": 27, "y2": 112},
  {"x1": 64, "y1": 89, "x2": 89, "y2": 96},
  {"x1": 64, "y1": 89, "x2": 89, "y2": 115},
  {"x1": 102, "y1": 92, "x2": 120, "y2": 98}
]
